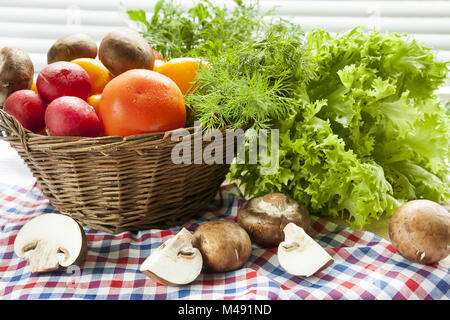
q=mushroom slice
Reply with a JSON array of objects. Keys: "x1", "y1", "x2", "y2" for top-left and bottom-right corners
[
  {"x1": 278, "y1": 223, "x2": 333, "y2": 277},
  {"x1": 140, "y1": 228, "x2": 202, "y2": 286},
  {"x1": 14, "y1": 213, "x2": 87, "y2": 273}
]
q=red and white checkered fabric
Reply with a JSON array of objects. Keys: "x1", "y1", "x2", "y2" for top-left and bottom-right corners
[{"x1": 0, "y1": 182, "x2": 448, "y2": 300}]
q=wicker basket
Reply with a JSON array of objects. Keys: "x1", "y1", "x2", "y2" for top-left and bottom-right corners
[{"x1": 0, "y1": 109, "x2": 233, "y2": 233}]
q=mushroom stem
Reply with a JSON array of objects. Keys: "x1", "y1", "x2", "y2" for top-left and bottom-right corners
[
  {"x1": 27, "y1": 241, "x2": 62, "y2": 273},
  {"x1": 178, "y1": 247, "x2": 196, "y2": 258},
  {"x1": 281, "y1": 241, "x2": 300, "y2": 252}
]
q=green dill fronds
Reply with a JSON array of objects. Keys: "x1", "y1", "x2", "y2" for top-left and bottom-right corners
[{"x1": 186, "y1": 22, "x2": 316, "y2": 130}]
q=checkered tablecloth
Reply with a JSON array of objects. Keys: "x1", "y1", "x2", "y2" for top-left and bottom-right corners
[{"x1": 0, "y1": 182, "x2": 449, "y2": 300}]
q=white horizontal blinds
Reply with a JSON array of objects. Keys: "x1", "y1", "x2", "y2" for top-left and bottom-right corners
[
  {"x1": 265, "y1": 1, "x2": 450, "y2": 60},
  {"x1": 0, "y1": 0, "x2": 449, "y2": 78},
  {"x1": 268, "y1": 1, "x2": 450, "y2": 86},
  {"x1": 0, "y1": 1, "x2": 131, "y2": 74},
  {"x1": 0, "y1": 0, "x2": 161, "y2": 10}
]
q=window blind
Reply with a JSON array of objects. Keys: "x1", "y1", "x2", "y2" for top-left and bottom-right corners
[{"x1": 1, "y1": 0, "x2": 449, "y2": 89}]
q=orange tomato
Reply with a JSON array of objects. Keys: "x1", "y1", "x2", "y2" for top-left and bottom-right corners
[
  {"x1": 98, "y1": 69, "x2": 186, "y2": 136},
  {"x1": 37, "y1": 128, "x2": 48, "y2": 136},
  {"x1": 87, "y1": 94, "x2": 102, "y2": 113},
  {"x1": 31, "y1": 82, "x2": 38, "y2": 93},
  {"x1": 154, "y1": 57, "x2": 209, "y2": 95},
  {"x1": 70, "y1": 58, "x2": 112, "y2": 95},
  {"x1": 154, "y1": 59, "x2": 165, "y2": 69},
  {"x1": 153, "y1": 49, "x2": 164, "y2": 61}
]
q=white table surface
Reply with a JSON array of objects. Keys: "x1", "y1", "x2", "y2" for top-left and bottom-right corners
[{"x1": 0, "y1": 139, "x2": 36, "y2": 186}]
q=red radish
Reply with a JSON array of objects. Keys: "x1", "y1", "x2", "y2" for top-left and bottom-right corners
[
  {"x1": 37, "y1": 61, "x2": 91, "y2": 103},
  {"x1": 3, "y1": 89, "x2": 47, "y2": 133},
  {"x1": 45, "y1": 96, "x2": 102, "y2": 137}
]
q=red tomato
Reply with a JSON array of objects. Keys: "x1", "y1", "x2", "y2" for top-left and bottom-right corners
[{"x1": 98, "y1": 69, "x2": 186, "y2": 136}]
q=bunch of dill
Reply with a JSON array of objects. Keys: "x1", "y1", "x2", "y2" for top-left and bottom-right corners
[{"x1": 186, "y1": 22, "x2": 317, "y2": 130}]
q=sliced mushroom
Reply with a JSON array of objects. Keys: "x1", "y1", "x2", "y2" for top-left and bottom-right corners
[
  {"x1": 389, "y1": 199, "x2": 450, "y2": 264},
  {"x1": 238, "y1": 192, "x2": 312, "y2": 248},
  {"x1": 14, "y1": 213, "x2": 87, "y2": 273},
  {"x1": 0, "y1": 47, "x2": 34, "y2": 106},
  {"x1": 140, "y1": 228, "x2": 202, "y2": 286},
  {"x1": 278, "y1": 222, "x2": 334, "y2": 277}
]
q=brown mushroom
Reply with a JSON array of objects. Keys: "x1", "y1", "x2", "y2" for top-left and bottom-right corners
[
  {"x1": 98, "y1": 28, "x2": 155, "y2": 76},
  {"x1": 389, "y1": 199, "x2": 450, "y2": 265},
  {"x1": 443, "y1": 203, "x2": 450, "y2": 213},
  {"x1": 237, "y1": 193, "x2": 312, "y2": 248},
  {"x1": 192, "y1": 220, "x2": 252, "y2": 272},
  {"x1": 47, "y1": 33, "x2": 98, "y2": 64},
  {"x1": 14, "y1": 213, "x2": 88, "y2": 273},
  {"x1": 0, "y1": 47, "x2": 34, "y2": 106}
]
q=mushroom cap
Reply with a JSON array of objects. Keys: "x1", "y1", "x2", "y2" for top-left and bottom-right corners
[
  {"x1": 238, "y1": 192, "x2": 312, "y2": 248},
  {"x1": 98, "y1": 28, "x2": 155, "y2": 76},
  {"x1": 443, "y1": 204, "x2": 450, "y2": 213},
  {"x1": 140, "y1": 228, "x2": 202, "y2": 286},
  {"x1": 278, "y1": 223, "x2": 333, "y2": 277},
  {"x1": 389, "y1": 199, "x2": 450, "y2": 264},
  {"x1": 0, "y1": 46, "x2": 34, "y2": 105},
  {"x1": 47, "y1": 33, "x2": 98, "y2": 64},
  {"x1": 192, "y1": 220, "x2": 252, "y2": 272},
  {"x1": 14, "y1": 213, "x2": 87, "y2": 272}
]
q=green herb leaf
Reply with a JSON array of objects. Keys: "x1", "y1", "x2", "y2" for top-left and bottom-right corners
[{"x1": 127, "y1": 0, "x2": 266, "y2": 60}]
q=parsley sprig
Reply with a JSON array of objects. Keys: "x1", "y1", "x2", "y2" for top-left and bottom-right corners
[{"x1": 127, "y1": 0, "x2": 267, "y2": 60}]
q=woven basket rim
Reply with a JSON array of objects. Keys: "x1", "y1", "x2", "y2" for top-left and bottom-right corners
[
  {"x1": 0, "y1": 108, "x2": 236, "y2": 233},
  {"x1": 0, "y1": 108, "x2": 231, "y2": 154}
]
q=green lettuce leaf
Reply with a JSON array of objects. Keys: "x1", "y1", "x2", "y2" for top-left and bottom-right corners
[{"x1": 230, "y1": 28, "x2": 450, "y2": 229}]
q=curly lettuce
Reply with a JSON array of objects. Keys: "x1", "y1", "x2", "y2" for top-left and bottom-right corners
[{"x1": 230, "y1": 28, "x2": 450, "y2": 229}]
